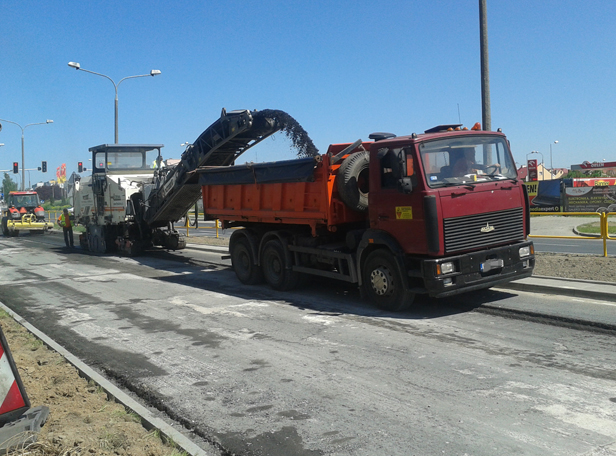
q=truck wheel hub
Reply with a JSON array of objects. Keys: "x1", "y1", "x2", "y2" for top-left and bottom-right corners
[{"x1": 370, "y1": 267, "x2": 393, "y2": 296}]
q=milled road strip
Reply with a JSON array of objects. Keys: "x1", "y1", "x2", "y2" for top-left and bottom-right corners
[{"x1": 0, "y1": 301, "x2": 213, "y2": 456}]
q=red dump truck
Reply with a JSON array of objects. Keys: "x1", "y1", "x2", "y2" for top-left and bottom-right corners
[{"x1": 199, "y1": 123, "x2": 535, "y2": 311}]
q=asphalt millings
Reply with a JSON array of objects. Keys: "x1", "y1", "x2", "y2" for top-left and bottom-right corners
[{"x1": 253, "y1": 109, "x2": 319, "y2": 158}]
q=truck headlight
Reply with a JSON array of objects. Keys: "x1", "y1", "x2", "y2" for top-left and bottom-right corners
[
  {"x1": 437, "y1": 261, "x2": 455, "y2": 275},
  {"x1": 519, "y1": 246, "x2": 532, "y2": 258},
  {"x1": 10, "y1": 212, "x2": 20, "y2": 219}
]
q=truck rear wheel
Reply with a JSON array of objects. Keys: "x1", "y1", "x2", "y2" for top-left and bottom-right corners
[
  {"x1": 362, "y1": 250, "x2": 414, "y2": 311},
  {"x1": 87, "y1": 226, "x2": 107, "y2": 254},
  {"x1": 261, "y1": 239, "x2": 299, "y2": 291},
  {"x1": 337, "y1": 151, "x2": 370, "y2": 212},
  {"x1": 231, "y1": 237, "x2": 263, "y2": 285}
]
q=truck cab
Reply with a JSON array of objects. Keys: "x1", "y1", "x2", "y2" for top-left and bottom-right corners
[{"x1": 363, "y1": 126, "x2": 533, "y2": 302}]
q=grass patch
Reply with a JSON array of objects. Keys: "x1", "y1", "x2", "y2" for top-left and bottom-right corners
[{"x1": 576, "y1": 222, "x2": 616, "y2": 235}]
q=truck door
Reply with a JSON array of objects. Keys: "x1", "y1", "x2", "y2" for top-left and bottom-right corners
[{"x1": 369, "y1": 147, "x2": 425, "y2": 254}]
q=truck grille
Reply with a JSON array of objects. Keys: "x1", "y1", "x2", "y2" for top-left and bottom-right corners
[{"x1": 443, "y1": 208, "x2": 524, "y2": 253}]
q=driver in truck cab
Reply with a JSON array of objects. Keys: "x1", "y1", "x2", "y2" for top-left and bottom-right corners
[
  {"x1": 452, "y1": 147, "x2": 501, "y2": 176},
  {"x1": 452, "y1": 148, "x2": 479, "y2": 176}
]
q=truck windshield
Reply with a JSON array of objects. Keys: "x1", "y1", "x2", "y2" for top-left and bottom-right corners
[
  {"x1": 9, "y1": 194, "x2": 39, "y2": 207},
  {"x1": 419, "y1": 136, "x2": 517, "y2": 188},
  {"x1": 93, "y1": 149, "x2": 160, "y2": 172}
]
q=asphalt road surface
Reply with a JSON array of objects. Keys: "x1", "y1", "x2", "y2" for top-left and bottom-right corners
[{"x1": 1, "y1": 233, "x2": 615, "y2": 456}]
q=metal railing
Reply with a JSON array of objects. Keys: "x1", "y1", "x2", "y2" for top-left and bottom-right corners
[
  {"x1": 183, "y1": 211, "x2": 221, "y2": 238},
  {"x1": 529, "y1": 212, "x2": 615, "y2": 257}
]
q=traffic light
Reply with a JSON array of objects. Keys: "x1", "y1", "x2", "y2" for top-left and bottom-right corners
[
  {"x1": 78, "y1": 162, "x2": 83, "y2": 173},
  {"x1": 42, "y1": 161, "x2": 47, "y2": 173},
  {"x1": 12, "y1": 162, "x2": 18, "y2": 174}
]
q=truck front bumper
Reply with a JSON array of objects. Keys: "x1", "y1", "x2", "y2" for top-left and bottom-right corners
[{"x1": 420, "y1": 241, "x2": 535, "y2": 298}]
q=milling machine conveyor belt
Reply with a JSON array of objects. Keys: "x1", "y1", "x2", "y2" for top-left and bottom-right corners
[{"x1": 144, "y1": 109, "x2": 281, "y2": 226}]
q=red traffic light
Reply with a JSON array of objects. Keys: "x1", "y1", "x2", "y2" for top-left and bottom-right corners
[
  {"x1": 78, "y1": 162, "x2": 83, "y2": 173},
  {"x1": 12, "y1": 162, "x2": 18, "y2": 174}
]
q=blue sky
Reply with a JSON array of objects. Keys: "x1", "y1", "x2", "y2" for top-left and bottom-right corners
[{"x1": 1, "y1": 0, "x2": 615, "y2": 186}]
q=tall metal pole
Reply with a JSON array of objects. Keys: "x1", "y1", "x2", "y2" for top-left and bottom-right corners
[
  {"x1": 479, "y1": 0, "x2": 491, "y2": 131},
  {"x1": 550, "y1": 140, "x2": 558, "y2": 169},
  {"x1": 115, "y1": 87, "x2": 119, "y2": 144},
  {"x1": 0, "y1": 119, "x2": 52, "y2": 191},
  {"x1": 21, "y1": 133, "x2": 25, "y2": 191}
]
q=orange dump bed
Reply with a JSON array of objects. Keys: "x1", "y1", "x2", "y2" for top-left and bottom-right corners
[{"x1": 200, "y1": 145, "x2": 370, "y2": 235}]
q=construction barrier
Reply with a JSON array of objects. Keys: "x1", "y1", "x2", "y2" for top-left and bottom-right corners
[
  {"x1": 0, "y1": 327, "x2": 49, "y2": 451},
  {"x1": 0, "y1": 328, "x2": 30, "y2": 426}
]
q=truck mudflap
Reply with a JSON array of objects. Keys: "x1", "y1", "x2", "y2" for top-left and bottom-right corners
[{"x1": 420, "y1": 241, "x2": 535, "y2": 298}]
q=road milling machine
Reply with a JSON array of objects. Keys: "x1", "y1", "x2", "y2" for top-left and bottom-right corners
[{"x1": 73, "y1": 109, "x2": 304, "y2": 254}]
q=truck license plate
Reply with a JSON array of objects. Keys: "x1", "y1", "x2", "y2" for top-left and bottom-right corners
[{"x1": 480, "y1": 258, "x2": 504, "y2": 273}]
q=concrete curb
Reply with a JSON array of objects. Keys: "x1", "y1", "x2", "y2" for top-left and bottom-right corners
[
  {"x1": 0, "y1": 302, "x2": 213, "y2": 456},
  {"x1": 494, "y1": 275, "x2": 616, "y2": 302},
  {"x1": 185, "y1": 243, "x2": 229, "y2": 254}
]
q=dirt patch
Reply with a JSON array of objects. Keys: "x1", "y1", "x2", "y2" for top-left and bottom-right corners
[
  {"x1": 0, "y1": 313, "x2": 181, "y2": 456},
  {"x1": 533, "y1": 252, "x2": 616, "y2": 283}
]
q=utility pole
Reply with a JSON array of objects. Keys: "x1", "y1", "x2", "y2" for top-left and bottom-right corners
[{"x1": 479, "y1": 0, "x2": 491, "y2": 131}]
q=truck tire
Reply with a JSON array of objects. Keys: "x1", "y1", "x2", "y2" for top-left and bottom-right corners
[
  {"x1": 261, "y1": 239, "x2": 300, "y2": 291},
  {"x1": 337, "y1": 151, "x2": 370, "y2": 212},
  {"x1": 1, "y1": 217, "x2": 8, "y2": 237},
  {"x1": 88, "y1": 227, "x2": 107, "y2": 254},
  {"x1": 362, "y1": 250, "x2": 414, "y2": 311},
  {"x1": 231, "y1": 237, "x2": 264, "y2": 285}
]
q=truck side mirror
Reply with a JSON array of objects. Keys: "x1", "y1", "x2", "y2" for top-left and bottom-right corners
[{"x1": 406, "y1": 156, "x2": 414, "y2": 177}]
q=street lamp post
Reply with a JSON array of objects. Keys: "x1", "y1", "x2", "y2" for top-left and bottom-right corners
[
  {"x1": 550, "y1": 140, "x2": 559, "y2": 170},
  {"x1": 68, "y1": 62, "x2": 161, "y2": 144},
  {"x1": 0, "y1": 118, "x2": 53, "y2": 191}
]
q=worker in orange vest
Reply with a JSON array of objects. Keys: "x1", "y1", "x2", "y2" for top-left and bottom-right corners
[{"x1": 57, "y1": 208, "x2": 74, "y2": 248}]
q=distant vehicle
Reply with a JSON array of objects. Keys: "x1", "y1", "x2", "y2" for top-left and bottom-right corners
[{"x1": 1, "y1": 191, "x2": 52, "y2": 236}]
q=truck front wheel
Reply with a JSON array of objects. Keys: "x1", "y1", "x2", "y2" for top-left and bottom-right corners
[
  {"x1": 1, "y1": 217, "x2": 8, "y2": 237},
  {"x1": 362, "y1": 250, "x2": 414, "y2": 311},
  {"x1": 261, "y1": 239, "x2": 299, "y2": 291},
  {"x1": 231, "y1": 237, "x2": 263, "y2": 285}
]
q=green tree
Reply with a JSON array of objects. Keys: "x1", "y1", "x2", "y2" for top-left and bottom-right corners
[
  {"x1": 563, "y1": 170, "x2": 584, "y2": 178},
  {"x1": 2, "y1": 173, "x2": 18, "y2": 200}
]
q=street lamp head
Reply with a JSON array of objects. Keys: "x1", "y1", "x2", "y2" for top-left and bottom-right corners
[
  {"x1": 68, "y1": 61, "x2": 81, "y2": 70},
  {"x1": 46, "y1": 120, "x2": 53, "y2": 124},
  {"x1": 554, "y1": 140, "x2": 559, "y2": 145},
  {"x1": 150, "y1": 69, "x2": 161, "y2": 76}
]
